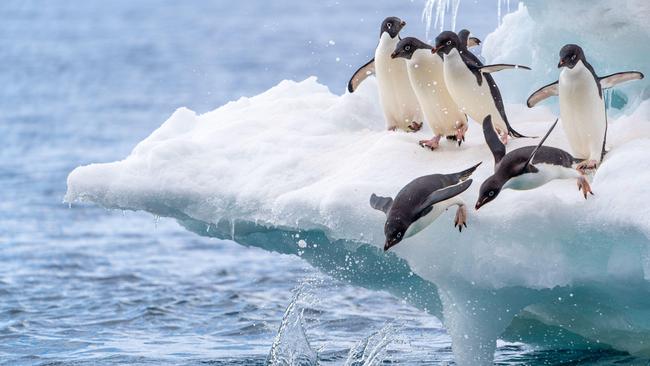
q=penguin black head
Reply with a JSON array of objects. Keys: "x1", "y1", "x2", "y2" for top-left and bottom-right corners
[
  {"x1": 475, "y1": 176, "x2": 503, "y2": 210},
  {"x1": 383, "y1": 216, "x2": 408, "y2": 251},
  {"x1": 558, "y1": 44, "x2": 585, "y2": 69},
  {"x1": 391, "y1": 37, "x2": 432, "y2": 60},
  {"x1": 380, "y1": 17, "x2": 406, "y2": 39},
  {"x1": 432, "y1": 31, "x2": 461, "y2": 55}
]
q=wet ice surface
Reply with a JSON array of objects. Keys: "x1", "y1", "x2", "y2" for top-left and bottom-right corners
[{"x1": 2, "y1": 0, "x2": 648, "y2": 364}]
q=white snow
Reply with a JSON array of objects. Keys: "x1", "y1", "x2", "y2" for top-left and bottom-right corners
[{"x1": 66, "y1": 75, "x2": 650, "y2": 364}]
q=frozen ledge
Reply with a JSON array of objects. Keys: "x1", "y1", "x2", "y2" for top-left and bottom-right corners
[{"x1": 66, "y1": 78, "x2": 650, "y2": 364}]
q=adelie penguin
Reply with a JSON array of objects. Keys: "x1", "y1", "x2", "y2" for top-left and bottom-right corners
[
  {"x1": 475, "y1": 115, "x2": 594, "y2": 210},
  {"x1": 391, "y1": 34, "x2": 481, "y2": 150},
  {"x1": 527, "y1": 44, "x2": 644, "y2": 171},
  {"x1": 370, "y1": 162, "x2": 481, "y2": 251},
  {"x1": 348, "y1": 17, "x2": 423, "y2": 132},
  {"x1": 432, "y1": 31, "x2": 531, "y2": 144}
]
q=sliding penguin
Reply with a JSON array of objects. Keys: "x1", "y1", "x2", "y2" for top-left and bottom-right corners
[
  {"x1": 348, "y1": 17, "x2": 423, "y2": 132},
  {"x1": 527, "y1": 44, "x2": 644, "y2": 171},
  {"x1": 391, "y1": 35, "x2": 481, "y2": 149},
  {"x1": 432, "y1": 31, "x2": 530, "y2": 143},
  {"x1": 370, "y1": 162, "x2": 481, "y2": 251},
  {"x1": 475, "y1": 115, "x2": 593, "y2": 210}
]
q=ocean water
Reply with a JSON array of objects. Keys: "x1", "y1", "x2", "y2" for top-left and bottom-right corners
[{"x1": 1, "y1": 1, "x2": 648, "y2": 365}]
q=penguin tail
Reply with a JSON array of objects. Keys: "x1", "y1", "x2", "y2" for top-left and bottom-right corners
[{"x1": 457, "y1": 161, "x2": 482, "y2": 182}]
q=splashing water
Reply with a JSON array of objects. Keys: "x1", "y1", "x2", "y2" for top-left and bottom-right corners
[
  {"x1": 343, "y1": 323, "x2": 399, "y2": 366},
  {"x1": 267, "y1": 285, "x2": 318, "y2": 366},
  {"x1": 422, "y1": 0, "x2": 515, "y2": 39},
  {"x1": 421, "y1": 0, "x2": 461, "y2": 40}
]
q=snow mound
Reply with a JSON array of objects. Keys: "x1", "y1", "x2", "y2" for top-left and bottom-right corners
[{"x1": 66, "y1": 77, "x2": 650, "y2": 365}]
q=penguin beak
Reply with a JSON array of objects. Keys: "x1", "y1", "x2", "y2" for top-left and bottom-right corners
[
  {"x1": 401, "y1": 20, "x2": 406, "y2": 27},
  {"x1": 475, "y1": 199, "x2": 486, "y2": 210},
  {"x1": 390, "y1": 52, "x2": 398, "y2": 59},
  {"x1": 384, "y1": 238, "x2": 399, "y2": 251},
  {"x1": 431, "y1": 47, "x2": 438, "y2": 54},
  {"x1": 557, "y1": 59, "x2": 565, "y2": 68}
]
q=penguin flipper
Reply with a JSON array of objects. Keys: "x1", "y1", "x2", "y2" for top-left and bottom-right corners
[
  {"x1": 347, "y1": 58, "x2": 375, "y2": 93},
  {"x1": 482, "y1": 115, "x2": 506, "y2": 165},
  {"x1": 599, "y1": 71, "x2": 644, "y2": 89},
  {"x1": 415, "y1": 180, "x2": 473, "y2": 217},
  {"x1": 478, "y1": 64, "x2": 531, "y2": 74},
  {"x1": 527, "y1": 81, "x2": 559, "y2": 108},
  {"x1": 523, "y1": 119, "x2": 559, "y2": 171},
  {"x1": 369, "y1": 193, "x2": 393, "y2": 214},
  {"x1": 450, "y1": 162, "x2": 482, "y2": 182}
]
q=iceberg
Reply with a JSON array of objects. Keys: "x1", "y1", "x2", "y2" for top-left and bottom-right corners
[{"x1": 66, "y1": 75, "x2": 650, "y2": 364}]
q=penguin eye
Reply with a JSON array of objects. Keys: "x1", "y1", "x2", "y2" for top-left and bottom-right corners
[
  {"x1": 397, "y1": 232, "x2": 402, "y2": 238},
  {"x1": 405, "y1": 45, "x2": 411, "y2": 51},
  {"x1": 488, "y1": 191, "x2": 495, "y2": 197},
  {"x1": 446, "y1": 40, "x2": 452, "y2": 46},
  {"x1": 387, "y1": 23, "x2": 392, "y2": 28},
  {"x1": 571, "y1": 55, "x2": 576, "y2": 60}
]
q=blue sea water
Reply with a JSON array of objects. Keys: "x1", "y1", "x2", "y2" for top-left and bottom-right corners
[{"x1": 1, "y1": 1, "x2": 648, "y2": 364}]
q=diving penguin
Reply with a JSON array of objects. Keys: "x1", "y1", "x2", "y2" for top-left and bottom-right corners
[
  {"x1": 475, "y1": 115, "x2": 593, "y2": 210},
  {"x1": 432, "y1": 31, "x2": 531, "y2": 143},
  {"x1": 391, "y1": 35, "x2": 481, "y2": 149},
  {"x1": 370, "y1": 162, "x2": 481, "y2": 251},
  {"x1": 527, "y1": 44, "x2": 644, "y2": 171},
  {"x1": 348, "y1": 17, "x2": 423, "y2": 132}
]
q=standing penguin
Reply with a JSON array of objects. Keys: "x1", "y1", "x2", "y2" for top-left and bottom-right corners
[
  {"x1": 348, "y1": 17, "x2": 423, "y2": 132},
  {"x1": 370, "y1": 162, "x2": 481, "y2": 251},
  {"x1": 391, "y1": 35, "x2": 481, "y2": 150},
  {"x1": 475, "y1": 115, "x2": 593, "y2": 210},
  {"x1": 527, "y1": 44, "x2": 644, "y2": 171},
  {"x1": 432, "y1": 31, "x2": 531, "y2": 143}
]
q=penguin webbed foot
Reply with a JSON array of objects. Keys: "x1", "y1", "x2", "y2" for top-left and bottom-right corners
[
  {"x1": 454, "y1": 205, "x2": 468, "y2": 232},
  {"x1": 419, "y1": 136, "x2": 441, "y2": 151},
  {"x1": 576, "y1": 159, "x2": 599, "y2": 173},
  {"x1": 455, "y1": 124, "x2": 468, "y2": 146},
  {"x1": 407, "y1": 121, "x2": 423, "y2": 132},
  {"x1": 577, "y1": 175, "x2": 595, "y2": 199},
  {"x1": 498, "y1": 130, "x2": 509, "y2": 145}
]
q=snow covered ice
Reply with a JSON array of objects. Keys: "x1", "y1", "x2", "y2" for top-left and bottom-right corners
[{"x1": 65, "y1": 2, "x2": 650, "y2": 364}]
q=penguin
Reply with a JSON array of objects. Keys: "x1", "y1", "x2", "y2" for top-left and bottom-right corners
[
  {"x1": 391, "y1": 35, "x2": 481, "y2": 150},
  {"x1": 526, "y1": 44, "x2": 644, "y2": 171},
  {"x1": 348, "y1": 17, "x2": 423, "y2": 132},
  {"x1": 370, "y1": 162, "x2": 481, "y2": 251},
  {"x1": 457, "y1": 29, "x2": 481, "y2": 49},
  {"x1": 475, "y1": 115, "x2": 593, "y2": 210},
  {"x1": 432, "y1": 31, "x2": 531, "y2": 144}
]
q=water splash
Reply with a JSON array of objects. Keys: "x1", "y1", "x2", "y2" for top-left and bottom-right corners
[
  {"x1": 267, "y1": 285, "x2": 318, "y2": 366},
  {"x1": 421, "y1": 0, "x2": 462, "y2": 40},
  {"x1": 343, "y1": 323, "x2": 399, "y2": 366},
  {"x1": 422, "y1": 0, "x2": 516, "y2": 38}
]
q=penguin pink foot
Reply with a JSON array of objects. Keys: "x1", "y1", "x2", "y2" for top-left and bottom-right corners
[
  {"x1": 577, "y1": 175, "x2": 594, "y2": 199},
  {"x1": 455, "y1": 124, "x2": 468, "y2": 146},
  {"x1": 419, "y1": 135, "x2": 441, "y2": 150},
  {"x1": 407, "y1": 121, "x2": 423, "y2": 132},
  {"x1": 577, "y1": 159, "x2": 599, "y2": 172},
  {"x1": 499, "y1": 130, "x2": 509, "y2": 145},
  {"x1": 454, "y1": 204, "x2": 467, "y2": 232}
]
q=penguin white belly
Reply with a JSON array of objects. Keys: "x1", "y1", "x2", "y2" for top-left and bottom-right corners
[
  {"x1": 375, "y1": 34, "x2": 422, "y2": 130},
  {"x1": 404, "y1": 197, "x2": 461, "y2": 238},
  {"x1": 559, "y1": 61, "x2": 607, "y2": 161},
  {"x1": 504, "y1": 164, "x2": 579, "y2": 191},
  {"x1": 406, "y1": 50, "x2": 466, "y2": 137},
  {"x1": 443, "y1": 49, "x2": 508, "y2": 133}
]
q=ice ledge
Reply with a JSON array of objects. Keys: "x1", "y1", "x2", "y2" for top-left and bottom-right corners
[{"x1": 66, "y1": 78, "x2": 650, "y2": 363}]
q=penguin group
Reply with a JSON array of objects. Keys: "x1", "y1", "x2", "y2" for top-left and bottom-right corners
[{"x1": 350, "y1": 17, "x2": 644, "y2": 251}]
